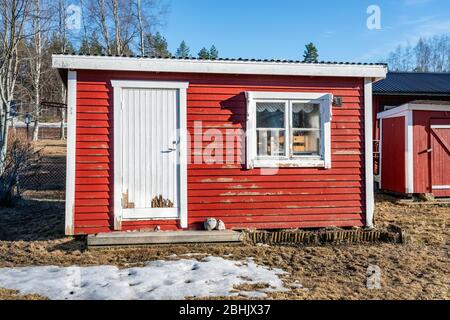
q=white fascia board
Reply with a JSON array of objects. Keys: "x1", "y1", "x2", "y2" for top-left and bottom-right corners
[
  {"x1": 377, "y1": 105, "x2": 410, "y2": 119},
  {"x1": 53, "y1": 55, "x2": 387, "y2": 79},
  {"x1": 408, "y1": 103, "x2": 450, "y2": 112},
  {"x1": 378, "y1": 103, "x2": 450, "y2": 119}
]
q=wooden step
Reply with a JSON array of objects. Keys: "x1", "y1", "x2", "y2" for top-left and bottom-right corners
[{"x1": 87, "y1": 230, "x2": 244, "y2": 247}]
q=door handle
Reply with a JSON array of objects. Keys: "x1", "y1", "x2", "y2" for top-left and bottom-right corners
[
  {"x1": 427, "y1": 148, "x2": 433, "y2": 153},
  {"x1": 169, "y1": 140, "x2": 178, "y2": 151}
]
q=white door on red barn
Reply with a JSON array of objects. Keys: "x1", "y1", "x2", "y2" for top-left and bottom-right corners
[{"x1": 120, "y1": 88, "x2": 180, "y2": 220}]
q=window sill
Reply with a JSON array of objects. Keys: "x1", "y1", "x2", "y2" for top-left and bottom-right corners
[{"x1": 251, "y1": 158, "x2": 326, "y2": 168}]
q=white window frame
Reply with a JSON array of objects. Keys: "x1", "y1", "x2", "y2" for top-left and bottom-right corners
[{"x1": 246, "y1": 92, "x2": 333, "y2": 169}]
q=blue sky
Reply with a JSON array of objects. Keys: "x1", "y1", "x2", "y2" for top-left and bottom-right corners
[{"x1": 162, "y1": 0, "x2": 450, "y2": 63}]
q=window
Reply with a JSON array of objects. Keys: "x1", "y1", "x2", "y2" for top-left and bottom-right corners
[
  {"x1": 256, "y1": 102, "x2": 286, "y2": 157},
  {"x1": 246, "y1": 92, "x2": 332, "y2": 169}
]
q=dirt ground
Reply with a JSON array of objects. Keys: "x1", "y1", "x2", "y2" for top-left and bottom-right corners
[{"x1": 0, "y1": 193, "x2": 448, "y2": 300}]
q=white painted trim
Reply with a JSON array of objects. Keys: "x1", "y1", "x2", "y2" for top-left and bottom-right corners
[
  {"x1": 178, "y1": 87, "x2": 188, "y2": 229},
  {"x1": 379, "y1": 119, "x2": 383, "y2": 189},
  {"x1": 252, "y1": 159, "x2": 326, "y2": 168},
  {"x1": 53, "y1": 55, "x2": 387, "y2": 79},
  {"x1": 111, "y1": 80, "x2": 189, "y2": 90},
  {"x1": 123, "y1": 208, "x2": 179, "y2": 220},
  {"x1": 113, "y1": 86, "x2": 123, "y2": 230},
  {"x1": 245, "y1": 91, "x2": 332, "y2": 169},
  {"x1": 378, "y1": 103, "x2": 450, "y2": 119},
  {"x1": 431, "y1": 125, "x2": 450, "y2": 129},
  {"x1": 409, "y1": 103, "x2": 450, "y2": 111},
  {"x1": 65, "y1": 71, "x2": 77, "y2": 236},
  {"x1": 405, "y1": 111, "x2": 414, "y2": 194},
  {"x1": 112, "y1": 80, "x2": 189, "y2": 230},
  {"x1": 432, "y1": 185, "x2": 450, "y2": 190},
  {"x1": 245, "y1": 91, "x2": 333, "y2": 101},
  {"x1": 364, "y1": 78, "x2": 375, "y2": 228}
]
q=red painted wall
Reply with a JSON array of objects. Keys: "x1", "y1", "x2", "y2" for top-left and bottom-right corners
[
  {"x1": 73, "y1": 70, "x2": 367, "y2": 235},
  {"x1": 413, "y1": 110, "x2": 450, "y2": 195},
  {"x1": 380, "y1": 117, "x2": 406, "y2": 194}
]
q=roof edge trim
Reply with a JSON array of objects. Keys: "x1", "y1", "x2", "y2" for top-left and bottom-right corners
[{"x1": 52, "y1": 54, "x2": 387, "y2": 79}]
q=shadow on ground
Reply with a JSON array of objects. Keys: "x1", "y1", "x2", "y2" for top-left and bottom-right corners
[{"x1": 0, "y1": 198, "x2": 66, "y2": 241}]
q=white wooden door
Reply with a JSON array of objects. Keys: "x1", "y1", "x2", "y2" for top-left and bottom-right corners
[{"x1": 121, "y1": 88, "x2": 180, "y2": 219}]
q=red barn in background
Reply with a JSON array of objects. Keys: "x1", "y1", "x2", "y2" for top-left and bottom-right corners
[
  {"x1": 378, "y1": 101, "x2": 450, "y2": 197},
  {"x1": 373, "y1": 72, "x2": 450, "y2": 197},
  {"x1": 53, "y1": 54, "x2": 386, "y2": 236}
]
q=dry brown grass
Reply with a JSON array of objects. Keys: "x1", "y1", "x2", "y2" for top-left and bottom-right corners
[
  {"x1": 0, "y1": 288, "x2": 47, "y2": 300},
  {"x1": 32, "y1": 140, "x2": 66, "y2": 156},
  {"x1": 0, "y1": 193, "x2": 448, "y2": 300}
]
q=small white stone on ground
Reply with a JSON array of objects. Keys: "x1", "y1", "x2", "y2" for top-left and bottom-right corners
[{"x1": 204, "y1": 218, "x2": 217, "y2": 231}]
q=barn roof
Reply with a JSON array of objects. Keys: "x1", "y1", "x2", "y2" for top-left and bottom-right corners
[
  {"x1": 52, "y1": 54, "x2": 387, "y2": 80},
  {"x1": 373, "y1": 72, "x2": 450, "y2": 96}
]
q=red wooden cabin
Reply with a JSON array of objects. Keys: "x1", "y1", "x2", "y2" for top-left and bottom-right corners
[
  {"x1": 378, "y1": 101, "x2": 450, "y2": 197},
  {"x1": 53, "y1": 54, "x2": 387, "y2": 235}
]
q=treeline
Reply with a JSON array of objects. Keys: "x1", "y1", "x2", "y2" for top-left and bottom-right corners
[
  {"x1": 1, "y1": 0, "x2": 221, "y2": 150},
  {"x1": 78, "y1": 31, "x2": 220, "y2": 60},
  {"x1": 386, "y1": 34, "x2": 450, "y2": 72}
]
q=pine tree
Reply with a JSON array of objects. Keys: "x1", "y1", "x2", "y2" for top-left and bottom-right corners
[
  {"x1": 303, "y1": 43, "x2": 319, "y2": 63},
  {"x1": 89, "y1": 32, "x2": 104, "y2": 55},
  {"x1": 176, "y1": 41, "x2": 190, "y2": 58},
  {"x1": 152, "y1": 32, "x2": 171, "y2": 58},
  {"x1": 47, "y1": 32, "x2": 75, "y2": 54},
  {"x1": 78, "y1": 37, "x2": 90, "y2": 55},
  {"x1": 198, "y1": 47, "x2": 210, "y2": 59},
  {"x1": 209, "y1": 45, "x2": 219, "y2": 59},
  {"x1": 78, "y1": 33, "x2": 104, "y2": 55}
]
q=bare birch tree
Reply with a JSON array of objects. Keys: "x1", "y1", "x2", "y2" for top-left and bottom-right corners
[
  {"x1": 30, "y1": 0, "x2": 42, "y2": 141},
  {"x1": 137, "y1": 0, "x2": 144, "y2": 56},
  {"x1": 387, "y1": 34, "x2": 450, "y2": 72},
  {"x1": 84, "y1": 0, "x2": 167, "y2": 56},
  {"x1": 0, "y1": 0, "x2": 31, "y2": 169}
]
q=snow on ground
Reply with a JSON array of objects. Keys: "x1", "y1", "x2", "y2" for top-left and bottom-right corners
[{"x1": 0, "y1": 256, "x2": 288, "y2": 300}]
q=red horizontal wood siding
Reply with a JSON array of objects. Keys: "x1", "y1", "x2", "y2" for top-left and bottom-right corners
[{"x1": 73, "y1": 70, "x2": 366, "y2": 234}]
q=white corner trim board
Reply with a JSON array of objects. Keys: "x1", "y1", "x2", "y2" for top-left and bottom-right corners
[
  {"x1": 53, "y1": 55, "x2": 387, "y2": 79},
  {"x1": 65, "y1": 71, "x2": 77, "y2": 236},
  {"x1": 112, "y1": 80, "x2": 189, "y2": 230},
  {"x1": 406, "y1": 111, "x2": 414, "y2": 194},
  {"x1": 364, "y1": 78, "x2": 374, "y2": 228}
]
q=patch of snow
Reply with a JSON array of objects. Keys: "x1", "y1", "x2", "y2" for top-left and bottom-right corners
[
  {"x1": 0, "y1": 256, "x2": 288, "y2": 300},
  {"x1": 179, "y1": 253, "x2": 208, "y2": 257}
]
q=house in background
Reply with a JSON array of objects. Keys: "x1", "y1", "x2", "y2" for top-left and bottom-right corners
[
  {"x1": 53, "y1": 54, "x2": 386, "y2": 236},
  {"x1": 373, "y1": 72, "x2": 450, "y2": 197}
]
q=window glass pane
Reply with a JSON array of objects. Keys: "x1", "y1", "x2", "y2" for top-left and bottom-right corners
[
  {"x1": 292, "y1": 103, "x2": 320, "y2": 129},
  {"x1": 257, "y1": 129, "x2": 286, "y2": 156},
  {"x1": 256, "y1": 102, "x2": 285, "y2": 128},
  {"x1": 292, "y1": 130, "x2": 320, "y2": 156}
]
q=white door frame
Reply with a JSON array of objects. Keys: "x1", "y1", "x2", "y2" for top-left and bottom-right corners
[{"x1": 111, "y1": 80, "x2": 189, "y2": 230}]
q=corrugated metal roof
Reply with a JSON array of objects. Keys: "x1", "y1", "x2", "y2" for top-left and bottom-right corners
[
  {"x1": 56, "y1": 52, "x2": 386, "y2": 66},
  {"x1": 374, "y1": 72, "x2": 450, "y2": 95}
]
